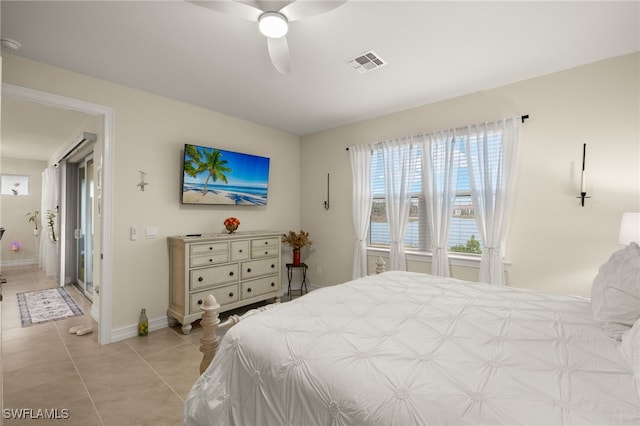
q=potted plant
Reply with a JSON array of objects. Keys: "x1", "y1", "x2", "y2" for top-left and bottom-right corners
[
  {"x1": 46, "y1": 209, "x2": 57, "y2": 242},
  {"x1": 26, "y1": 210, "x2": 40, "y2": 237},
  {"x1": 281, "y1": 230, "x2": 312, "y2": 266}
]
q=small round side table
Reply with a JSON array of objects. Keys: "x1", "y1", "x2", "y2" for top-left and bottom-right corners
[{"x1": 286, "y1": 263, "x2": 308, "y2": 297}]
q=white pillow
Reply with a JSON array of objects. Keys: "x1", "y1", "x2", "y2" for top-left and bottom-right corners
[
  {"x1": 620, "y1": 318, "x2": 640, "y2": 400},
  {"x1": 591, "y1": 242, "x2": 640, "y2": 340}
]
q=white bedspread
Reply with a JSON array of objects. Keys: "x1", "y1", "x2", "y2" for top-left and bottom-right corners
[{"x1": 184, "y1": 271, "x2": 640, "y2": 425}]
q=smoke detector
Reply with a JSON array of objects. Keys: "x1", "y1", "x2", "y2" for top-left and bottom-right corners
[
  {"x1": 347, "y1": 51, "x2": 386, "y2": 73},
  {"x1": 0, "y1": 38, "x2": 21, "y2": 51}
]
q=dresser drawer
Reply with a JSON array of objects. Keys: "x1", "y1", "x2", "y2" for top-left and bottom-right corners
[
  {"x1": 190, "y1": 242, "x2": 228, "y2": 266},
  {"x1": 190, "y1": 285, "x2": 238, "y2": 314},
  {"x1": 190, "y1": 264, "x2": 238, "y2": 291},
  {"x1": 190, "y1": 242, "x2": 228, "y2": 256},
  {"x1": 251, "y1": 238, "x2": 280, "y2": 258},
  {"x1": 242, "y1": 258, "x2": 278, "y2": 279},
  {"x1": 190, "y1": 252, "x2": 229, "y2": 267},
  {"x1": 242, "y1": 275, "x2": 279, "y2": 298},
  {"x1": 230, "y1": 240, "x2": 250, "y2": 261},
  {"x1": 251, "y1": 246, "x2": 279, "y2": 258}
]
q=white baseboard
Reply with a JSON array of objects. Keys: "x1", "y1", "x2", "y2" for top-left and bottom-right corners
[
  {"x1": 307, "y1": 282, "x2": 322, "y2": 292},
  {"x1": 110, "y1": 283, "x2": 323, "y2": 343},
  {"x1": 90, "y1": 304, "x2": 99, "y2": 323},
  {"x1": 281, "y1": 281, "x2": 321, "y2": 296},
  {"x1": 110, "y1": 316, "x2": 170, "y2": 343},
  {"x1": 1, "y1": 258, "x2": 38, "y2": 267}
]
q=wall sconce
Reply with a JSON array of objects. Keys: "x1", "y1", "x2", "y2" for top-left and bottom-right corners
[
  {"x1": 618, "y1": 212, "x2": 640, "y2": 245},
  {"x1": 137, "y1": 170, "x2": 149, "y2": 191},
  {"x1": 323, "y1": 173, "x2": 330, "y2": 210},
  {"x1": 576, "y1": 143, "x2": 590, "y2": 207}
]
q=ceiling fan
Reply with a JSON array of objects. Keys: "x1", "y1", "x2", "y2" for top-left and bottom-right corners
[{"x1": 190, "y1": 1, "x2": 347, "y2": 74}]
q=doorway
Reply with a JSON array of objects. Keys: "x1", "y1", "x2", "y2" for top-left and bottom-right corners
[{"x1": 3, "y1": 82, "x2": 115, "y2": 345}]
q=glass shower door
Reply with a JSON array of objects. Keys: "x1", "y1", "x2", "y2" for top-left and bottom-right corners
[{"x1": 76, "y1": 156, "x2": 94, "y2": 300}]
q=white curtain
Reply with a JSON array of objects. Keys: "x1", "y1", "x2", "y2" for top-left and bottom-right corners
[
  {"x1": 40, "y1": 164, "x2": 60, "y2": 278},
  {"x1": 381, "y1": 138, "x2": 420, "y2": 271},
  {"x1": 422, "y1": 131, "x2": 460, "y2": 276},
  {"x1": 465, "y1": 118, "x2": 520, "y2": 285},
  {"x1": 349, "y1": 145, "x2": 373, "y2": 279}
]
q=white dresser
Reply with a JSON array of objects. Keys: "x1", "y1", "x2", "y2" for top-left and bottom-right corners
[{"x1": 167, "y1": 232, "x2": 282, "y2": 334}]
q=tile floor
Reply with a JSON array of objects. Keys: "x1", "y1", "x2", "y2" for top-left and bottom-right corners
[{"x1": 0, "y1": 265, "x2": 286, "y2": 425}]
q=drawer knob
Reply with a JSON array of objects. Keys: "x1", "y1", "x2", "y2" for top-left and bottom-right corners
[
  {"x1": 247, "y1": 268, "x2": 252, "y2": 273},
  {"x1": 209, "y1": 247, "x2": 213, "y2": 250},
  {"x1": 264, "y1": 241, "x2": 268, "y2": 245},
  {"x1": 271, "y1": 264, "x2": 275, "y2": 268},
  {"x1": 229, "y1": 292, "x2": 234, "y2": 298},
  {"x1": 247, "y1": 288, "x2": 252, "y2": 293},
  {"x1": 209, "y1": 259, "x2": 213, "y2": 263},
  {"x1": 198, "y1": 277, "x2": 203, "y2": 282},
  {"x1": 271, "y1": 282, "x2": 275, "y2": 287},
  {"x1": 229, "y1": 271, "x2": 234, "y2": 276},
  {"x1": 239, "y1": 249, "x2": 243, "y2": 253},
  {"x1": 265, "y1": 251, "x2": 269, "y2": 255},
  {"x1": 197, "y1": 299, "x2": 203, "y2": 305}
]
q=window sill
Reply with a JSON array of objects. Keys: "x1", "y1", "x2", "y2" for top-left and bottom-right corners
[{"x1": 367, "y1": 247, "x2": 511, "y2": 270}]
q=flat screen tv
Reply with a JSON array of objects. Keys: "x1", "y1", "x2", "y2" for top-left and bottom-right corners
[{"x1": 181, "y1": 144, "x2": 270, "y2": 205}]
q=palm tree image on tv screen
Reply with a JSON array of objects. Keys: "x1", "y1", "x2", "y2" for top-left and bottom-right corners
[{"x1": 181, "y1": 144, "x2": 270, "y2": 206}]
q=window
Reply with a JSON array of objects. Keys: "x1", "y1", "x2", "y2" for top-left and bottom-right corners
[
  {"x1": 369, "y1": 131, "x2": 504, "y2": 255},
  {"x1": 1, "y1": 174, "x2": 30, "y2": 196},
  {"x1": 448, "y1": 142, "x2": 481, "y2": 254},
  {"x1": 369, "y1": 148, "x2": 424, "y2": 249}
]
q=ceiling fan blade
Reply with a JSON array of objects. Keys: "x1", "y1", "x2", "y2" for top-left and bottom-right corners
[
  {"x1": 189, "y1": 1, "x2": 263, "y2": 22},
  {"x1": 279, "y1": 1, "x2": 347, "y2": 22},
  {"x1": 267, "y1": 36, "x2": 291, "y2": 74}
]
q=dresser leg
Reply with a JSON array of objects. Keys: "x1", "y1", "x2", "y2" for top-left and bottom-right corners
[
  {"x1": 167, "y1": 316, "x2": 179, "y2": 327},
  {"x1": 181, "y1": 323, "x2": 193, "y2": 335}
]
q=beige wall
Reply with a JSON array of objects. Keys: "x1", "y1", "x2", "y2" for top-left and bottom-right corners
[
  {"x1": 0, "y1": 157, "x2": 47, "y2": 265},
  {"x1": 3, "y1": 54, "x2": 301, "y2": 334},
  {"x1": 3, "y1": 51, "x2": 638, "y2": 341},
  {"x1": 301, "y1": 53, "x2": 640, "y2": 297}
]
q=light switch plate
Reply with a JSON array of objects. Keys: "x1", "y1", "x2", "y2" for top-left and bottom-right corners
[{"x1": 145, "y1": 226, "x2": 158, "y2": 239}]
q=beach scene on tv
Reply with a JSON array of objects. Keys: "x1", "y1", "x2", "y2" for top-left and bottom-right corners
[{"x1": 182, "y1": 144, "x2": 270, "y2": 205}]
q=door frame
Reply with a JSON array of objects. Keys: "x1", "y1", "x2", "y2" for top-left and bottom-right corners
[{"x1": 3, "y1": 82, "x2": 114, "y2": 345}]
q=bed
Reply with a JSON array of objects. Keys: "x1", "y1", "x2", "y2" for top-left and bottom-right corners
[{"x1": 184, "y1": 246, "x2": 640, "y2": 425}]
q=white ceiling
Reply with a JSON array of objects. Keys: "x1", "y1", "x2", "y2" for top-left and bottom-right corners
[
  {"x1": 1, "y1": 1, "x2": 639, "y2": 160},
  {"x1": 1, "y1": 96, "x2": 95, "y2": 161}
]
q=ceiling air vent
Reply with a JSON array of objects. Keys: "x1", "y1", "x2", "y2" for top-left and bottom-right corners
[{"x1": 347, "y1": 51, "x2": 386, "y2": 73}]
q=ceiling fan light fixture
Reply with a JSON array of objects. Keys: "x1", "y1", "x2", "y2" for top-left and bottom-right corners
[{"x1": 258, "y1": 12, "x2": 288, "y2": 38}]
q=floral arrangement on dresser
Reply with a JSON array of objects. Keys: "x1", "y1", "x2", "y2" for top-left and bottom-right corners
[{"x1": 224, "y1": 217, "x2": 240, "y2": 233}]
